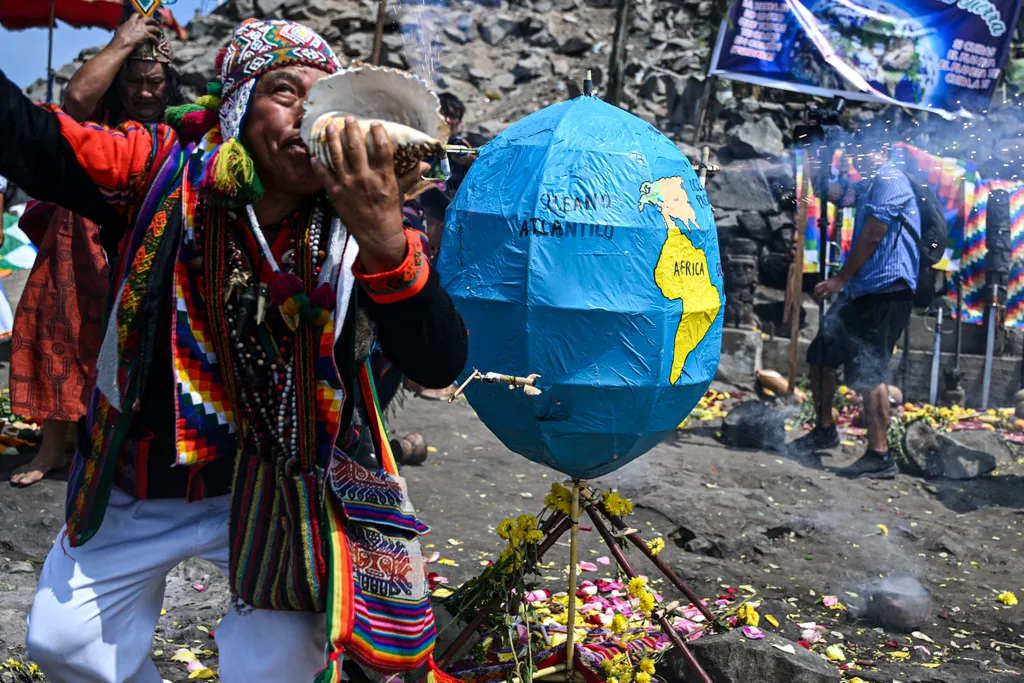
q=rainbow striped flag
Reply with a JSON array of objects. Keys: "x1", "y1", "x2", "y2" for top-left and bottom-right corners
[
  {"x1": 891, "y1": 143, "x2": 979, "y2": 272},
  {"x1": 959, "y1": 180, "x2": 1024, "y2": 327},
  {"x1": 794, "y1": 149, "x2": 858, "y2": 274}
]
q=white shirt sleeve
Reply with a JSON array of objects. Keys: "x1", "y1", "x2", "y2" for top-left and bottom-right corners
[{"x1": 0, "y1": 175, "x2": 7, "y2": 195}]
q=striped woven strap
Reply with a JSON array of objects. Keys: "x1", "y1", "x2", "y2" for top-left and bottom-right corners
[
  {"x1": 357, "y1": 359, "x2": 400, "y2": 476},
  {"x1": 316, "y1": 359, "x2": 399, "y2": 683}
]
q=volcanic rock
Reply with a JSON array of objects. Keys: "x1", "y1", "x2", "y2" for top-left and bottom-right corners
[
  {"x1": 706, "y1": 164, "x2": 779, "y2": 213},
  {"x1": 902, "y1": 421, "x2": 1001, "y2": 479},
  {"x1": 668, "y1": 628, "x2": 841, "y2": 683},
  {"x1": 738, "y1": 212, "x2": 770, "y2": 242},
  {"x1": 720, "y1": 401, "x2": 786, "y2": 451},
  {"x1": 478, "y1": 15, "x2": 517, "y2": 45},
  {"x1": 512, "y1": 53, "x2": 547, "y2": 83},
  {"x1": 727, "y1": 117, "x2": 785, "y2": 159},
  {"x1": 846, "y1": 577, "x2": 932, "y2": 632},
  {"x1": 556, "y1": 36, "x2": 594, "y2": 57}
]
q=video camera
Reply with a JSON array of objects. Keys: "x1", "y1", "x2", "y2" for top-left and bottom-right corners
[{"x1": 793, "y1": 96, "x2": 847, "y2": 149}]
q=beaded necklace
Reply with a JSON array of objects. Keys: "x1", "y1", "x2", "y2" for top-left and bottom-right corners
[{"x1": 220, "y1": 198, "x2": 338, "y2": 461}]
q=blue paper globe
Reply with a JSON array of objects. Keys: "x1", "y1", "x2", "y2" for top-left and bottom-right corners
[{"x1": 437, "y1": 96, "x2": 724, "y2": 478}]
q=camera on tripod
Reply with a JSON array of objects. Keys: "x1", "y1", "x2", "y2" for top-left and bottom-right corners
[{"x1": 793, "y1": 96, "x2": 847, "y2": 148}]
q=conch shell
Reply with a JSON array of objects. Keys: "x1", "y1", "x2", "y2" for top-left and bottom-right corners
[{"x1": 301, "y1": 65, "x2": 449, "y2": 176}]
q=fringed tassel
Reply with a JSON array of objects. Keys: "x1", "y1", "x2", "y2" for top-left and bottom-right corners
[
  {"x1": 196, "y1": 93, "x2": 222, "y2": 110},
  {"x1": 313, "y1": 648, "x2": 346, "y2": 683},
  {"x1": 207, "y1": 80, "x2": 223, "y2": 98},
  {"x1": 179, "y1": 109, "x2": 218, "y2": 141},
  {"x1": 427, "y1": 656, "x2": 463, "y2": 683},
  {"x1": 206, "y1": 138, "x2": 264, "y2": 203},
  {"x1": 165, "y1": 103, "x2": 204, "y2": 128}
]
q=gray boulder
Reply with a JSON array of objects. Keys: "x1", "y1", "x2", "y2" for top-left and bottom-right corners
[
  {"x1": 667, "y1": 629, "x2": 841, "y2": 683},
  {"x1": 707, "y1": 164, "x2": 779, "y2": 213},
  {"x1": 738, "y1": 212, "x2": 771, "y2": 242},
  {"x1": 727, "y1": 117, "x2": 785, "y2": 159},
  {"x1": 720, "y1": 401, "x2": 786, "y2": 451},
  {"x1": 902, "y1": 421, "x2": 1001, "y2": 479},
  {"x1": 478, "y1": 15, "x2": 517, "y2": 45}
]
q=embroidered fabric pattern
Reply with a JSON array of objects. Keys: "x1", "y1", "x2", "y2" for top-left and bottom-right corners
[{"x1": 218, "y1": 19, "x2": 343, "y2": 139}]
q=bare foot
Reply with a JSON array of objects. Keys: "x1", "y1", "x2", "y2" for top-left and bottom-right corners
[
  {"x1": 10, "y1": 446, "x2": 69, "y2": 486},
  {"x1": 416, "y1": 385, "x2": 458, "y2": 401},
  {"x1": 10, "y1": 419, "x2": 73, "y2": 487}
]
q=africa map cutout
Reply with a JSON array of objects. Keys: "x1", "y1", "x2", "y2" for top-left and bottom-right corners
[{"x1": 639, "y1": 177, "x2": 721, "y2": 385}]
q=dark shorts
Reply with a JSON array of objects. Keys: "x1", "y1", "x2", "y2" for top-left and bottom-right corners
[{"x1": 806, "y1": 289, "x2": 913, "y2": 390}]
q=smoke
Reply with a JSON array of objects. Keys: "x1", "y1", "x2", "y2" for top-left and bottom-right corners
[
  {"x1": 824, "y1": 93, "x2": 1024, "y2": 181},
  {"x1": 783, "y1": 510, "x2": 933, "y2": 632},
  {"x1": 388, "y1": 0, "x2": 448, "y2": 86}
]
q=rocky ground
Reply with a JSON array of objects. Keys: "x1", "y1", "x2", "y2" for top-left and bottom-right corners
[{"x1": 0, "y1": 387, "x2": 1022, "y2": 682}]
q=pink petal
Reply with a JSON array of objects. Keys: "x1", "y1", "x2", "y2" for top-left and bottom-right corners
[
  {"x1": 191, "y1": 583, "x2": 207, "y2": 593},
  {"x1": 525, "y1": 589, "x2": 550, "y2": 603},
  {"x1": 187, "y1": 660, "x2": 206, "y2": 672},
  {"x1": 822, "y1": 596, "x2": 839, "y2": 607},
  {"x1": 742, "y1": 626, "x2": 765, "y2": 640},
  {"x1": 714, "y1": 599, "x2": 731, "y2": 607},
  {"x1": 596, "y1": 556, "x2": 611, "y2": 565},
  {"x1": 580, "y1": 561, "x2": 598, "y2": 572},
  {"x1": 426, "y1": 552, "x2": 441, "y2": 563}
]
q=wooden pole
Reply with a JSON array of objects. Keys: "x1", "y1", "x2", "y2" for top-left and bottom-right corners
[
  {"x1": 785, "y1": 154, "x2": 809, "y2": 395},
  {"x1": 583, "y1": 501, "x2": 713, "y2": 683},
  {"x1": 606, "y1": 0, "x2": 630, "y2": 106},
  {"x1": 579, "y1": 488, "x2": 721, "y2": 627},
  {"x1": 434, "y1": 515, "x2": 572, "y2": 668},
  {"x1": 46, "y1": 0, "x2": 56, "y2": 104},
  {"x1": 564, "y1": 481, "x2": 583, "y2": 677},
  {"x1": 370, "y1": 0, "x2": 388, "y2": 66},
  {"x1": 691, "y1": 75, "x2": 717, "y2": 145}
]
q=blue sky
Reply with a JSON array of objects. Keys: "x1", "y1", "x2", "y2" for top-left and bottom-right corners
[{"x1": 0, "y1": 0, "x2": 215, "y2": 88}]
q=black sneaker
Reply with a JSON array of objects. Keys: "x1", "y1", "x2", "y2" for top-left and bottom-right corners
[
  {"x1": 789, "y1": 425, "x2": 840, "y2": 454},
  {"x1": 837, "y1": 450, "x2": 899, "y2": 479}
]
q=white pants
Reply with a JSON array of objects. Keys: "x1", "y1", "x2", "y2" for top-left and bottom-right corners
[{"x1": 26, "y1": 488, "x2": 327, "y2": 683}]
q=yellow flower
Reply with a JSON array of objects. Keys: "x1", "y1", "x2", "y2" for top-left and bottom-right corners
[
  {"x1": 526, "y1": 529, "x2": 544, "y2": 544},
  {"x1": 639, "y1": 658, "x2": 656, "y2": 675},
  {"x1": 627, "y1": 577, "x2": 648, "y2": 598},
  {"x1": 544, "y1": 483, "x2": 573, "y2": 515},
  {"x1": 997, "y1": 591, "x2": 1018, "y2": 606},
  {"x1": 610, "y1": 614, "x2": 629, "y2": 634},
  {"x1": 496, "y1": 518, "x2": 515, "y2": 540},
  {"x1": 877, "y1": 523, "x2": 889, "y2": 537},
  {"x1": 620, "y1": 670, "x2": 632, "y2": 683},
  {"x1": 517, "y1": 514, "x2": 538, "y2": 530},
  {"x1": 601, "y1": 660, "x2": 615, "y2": 674},
  {"x1": 638, "y1": 592, "x2": 656, "y2": 615},
  {"x1": 737, "y1": 602, "x2": 759, "y2": 627},
  {"x1": 602, "y1": 492, "x2": 634, "y2": 517},
  {"x1": 647, "y1": 537, "x2": 665, "y2": 556},
  {"x1": 635, "y1": 673, "x2": 652, "y2": 683},
  {"x1": 608, "y1": 678, "x2": 619, "y2": 683},
  {"x1": 825, "y1": 645, "x2": 846, "y2": 661}
]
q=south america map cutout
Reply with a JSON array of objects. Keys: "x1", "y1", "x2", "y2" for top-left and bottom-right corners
[{"x1": 639, "y1": 177, "x2": 722, "y2": 385}]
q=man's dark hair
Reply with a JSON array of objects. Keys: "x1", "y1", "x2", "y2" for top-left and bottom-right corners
[
  {"x1": 103, "y1": 63, "x2": 185, "y2": 126},
  {"x1": 439, "y1": 92, "x2": 465, "y2": 122}
]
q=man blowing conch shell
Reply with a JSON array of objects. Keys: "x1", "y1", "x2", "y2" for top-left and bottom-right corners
[{"x1": 0, "y1": 18, "x2": 467, "y2": 683}]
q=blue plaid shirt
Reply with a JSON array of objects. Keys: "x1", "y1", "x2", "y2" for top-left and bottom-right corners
[{"x1": 845, "y1": 163, "x2": 919, "y2": 299}]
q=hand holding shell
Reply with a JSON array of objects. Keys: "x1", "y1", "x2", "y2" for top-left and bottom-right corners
[{"x1": 301, "y1": 65, "x2": 449, "y2": 176}]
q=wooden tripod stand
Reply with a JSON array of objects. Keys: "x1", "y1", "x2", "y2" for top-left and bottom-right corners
[{"x1": 433, "y1": 481, "x2": 718, "y2": 683}]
